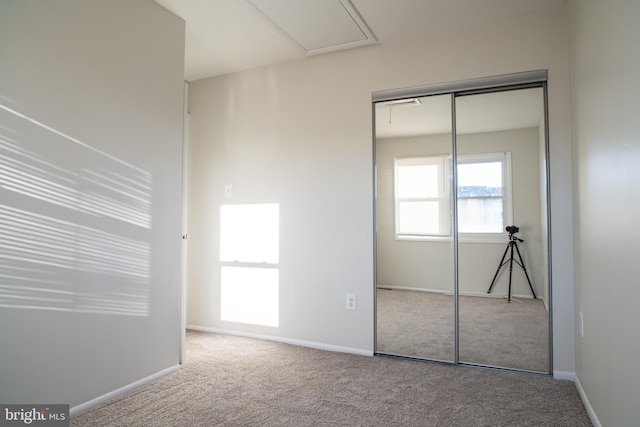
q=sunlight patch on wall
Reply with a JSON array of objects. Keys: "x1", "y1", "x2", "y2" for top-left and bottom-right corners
[
  {"x1": 221, "y1": 266, "x2": 279, "y2": 327},
  {"x1": 220, "y1": 203, "x2": 279, "y2": 263},
  {"x1": 219, "y1": 203, "x2": 279, "y2": 327},
  {"x1": 0, "y1": 103, "x2": 153, "y2": 316},
  {"x1": 0, "y1": 104, "x2": 152, "y2": 229}
]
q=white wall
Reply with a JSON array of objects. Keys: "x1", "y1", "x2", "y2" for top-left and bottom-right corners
[
  {"x1": 569, "y1": 0, "x2": 640, "y2": 425},
  {"x1": 0, "y1": 0, "x2": 185, "y2": 408},
  {"x1": 187, "y1": 5, "x2": 575, "y2": 371},
  {"x1": 376, "y1": 128, "x2": 545, "y2": 299}
]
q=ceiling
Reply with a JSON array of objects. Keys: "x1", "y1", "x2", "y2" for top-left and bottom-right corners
[
  {"x1": 153, "y1": 0, "x2": 561, "y2": 82},
  {"x1": 375, "y1": 87, "x2": 545, "y2": 138}
]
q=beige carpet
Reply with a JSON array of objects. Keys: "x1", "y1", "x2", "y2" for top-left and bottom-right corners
[
  {"x1": 71, "y1": 331, "x2": 591, "y2": 426},
  {"x1": 376, "y1": 289, "x2": 549, "y2": 372}
]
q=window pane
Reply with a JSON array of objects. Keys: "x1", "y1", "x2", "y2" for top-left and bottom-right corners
[
  {"x1": 397, "y1": 164, "x2": 440, "y2": 198},
  {"x1": 398, "y1": 201, "x2": 446, "y2": 235},
  {"x1": 457, "y1": 162, "x2": 502, "y2": 196},
  {"x1": 457, "y1": 160, "x2": 504, "y2": 233},
  {"x1": 458, "y1": 198, "x2": 503, "y2": 233}
]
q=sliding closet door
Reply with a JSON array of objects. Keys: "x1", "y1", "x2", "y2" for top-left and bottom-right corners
[
  {"x1": 374, "y1": 72, "x2": 551, "y2": 372},
  {"x1": 375, "y1": 94, "x2": 455, "y2": 362},
  {"x1": 455, "y1": 87, "x2": 550, "y2": 372}
]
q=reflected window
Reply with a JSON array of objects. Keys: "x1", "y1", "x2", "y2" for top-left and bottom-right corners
[
  {"x1": 219, "y1": 203, "x2": 279, "y2": 327},
  {"x1": 395, "y1": 156, "x2": 450, "y2": 236},
  {"x1": 457, "y1": 152, "x2": 511, "y2": 234},
  {"x1": 395, "y1": 153, "x2": 511, "y2": 240}
]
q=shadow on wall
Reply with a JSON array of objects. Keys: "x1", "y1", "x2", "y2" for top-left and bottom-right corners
[{"x1": 0, "y1": 100, "x2": 152, "y2": 316}]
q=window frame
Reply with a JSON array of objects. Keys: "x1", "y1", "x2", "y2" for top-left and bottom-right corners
[
  {"x1": 457, "y1": 152, "x2": 513, "y2": 243},
  {"x1": 394, "y1": 155, "x2": 451, "y2": 240},
  {"x1": 394, "y1": 152, "x2": 512, "y2": 243}
]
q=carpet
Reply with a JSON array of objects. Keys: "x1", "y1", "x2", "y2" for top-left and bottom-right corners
[{"x1": 71, "y1": 331, "x2": 590, "y2": 426}]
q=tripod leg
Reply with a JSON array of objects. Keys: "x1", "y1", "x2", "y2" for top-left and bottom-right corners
[
  {"x1": 514, "y1": 242, "x2": 537, "y2": 299},
  {"x1": 507, "y1": 242, "x2": 515, "y2": 302},
  {"x1": 488, "y1": 242, "x2": 511, "y2": 294}
]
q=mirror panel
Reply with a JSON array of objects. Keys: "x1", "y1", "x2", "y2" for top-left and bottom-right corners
[
  {"x1": 455, "y1": 87, "x2": 549, "y2": 372},
  {"x1": 375, "y1": 94, "x2": 455, "y2": 361}
]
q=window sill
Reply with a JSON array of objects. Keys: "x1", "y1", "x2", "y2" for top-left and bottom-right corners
[{"x1": 395, "y1": 234, "x2": 508, "y2": 244}]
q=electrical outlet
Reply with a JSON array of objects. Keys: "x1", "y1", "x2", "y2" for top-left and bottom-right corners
[
  {"x1": 579, "y1": 311, "x2": 584, "y2": 338},
  {"x1": 346, "y1": 294, "x2": 357, "y2": 311}
]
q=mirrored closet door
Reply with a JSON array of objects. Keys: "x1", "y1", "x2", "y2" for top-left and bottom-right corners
[
  {"x1": 374, "y1": 71, "x2": 551, "y2": 373},
  {"x1": 374, "y1": 94, "x2": 455, "y2": 362}
]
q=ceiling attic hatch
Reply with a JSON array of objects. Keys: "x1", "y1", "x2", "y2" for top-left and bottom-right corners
[{"x1": 247, "y1": 0, "x2": 377, "y2": 55}]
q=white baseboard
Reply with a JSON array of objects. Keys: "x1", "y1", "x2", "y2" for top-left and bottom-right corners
[
  {"x1": 575, "y1": 374, "x2": 602, "y2": 427},
  {"x1": 186, "y1": 324, "x2": 373, "y2": 357},
  {"x1": 553, "y1": 370, "x2": 575, "y2": 381},
  {"x1": 378, "y1": 286, "x2": 534, "y2": 300},
  {"x1": 377, "y1": 285, "x2": 448, "y2": 294},
  {"x1": 70, "y1": 364, "x2": 181, "y2": 417},
  {"x1": 552, "y1": 371, "x2": 601, "y2": 427}
]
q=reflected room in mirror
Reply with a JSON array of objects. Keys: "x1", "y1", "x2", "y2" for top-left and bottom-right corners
[{"x1": 374, "y1": 83, "x2": 550, "y2": 373}]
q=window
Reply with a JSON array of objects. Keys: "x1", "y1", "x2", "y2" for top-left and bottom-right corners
[
  {"x1": 457, "y1": 153, "x2": 511, "y2": 234},
  {"x1": 395, "y1": 152, "x2": 511, "y2": 241},
  {"x1": 395, "y1": 156, "x2": 450, "y2": 237}
]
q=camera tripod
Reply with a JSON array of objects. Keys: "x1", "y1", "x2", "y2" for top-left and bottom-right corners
[{"x1": 487, "y1": 231, "x2": 537, "y2": 302}]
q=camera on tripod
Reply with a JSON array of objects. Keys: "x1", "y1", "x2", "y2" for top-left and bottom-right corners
[
  {"x1": 488, "y1": 224, "x2": 537, "y2": 302},
  {"x1": 505, "y1": 225, "x2": 519, "y2": 235}
]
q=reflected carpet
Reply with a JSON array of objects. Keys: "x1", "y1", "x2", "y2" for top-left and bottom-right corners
[{"x1": 376, "y1": 289, "x2": 549, "y2": 372}]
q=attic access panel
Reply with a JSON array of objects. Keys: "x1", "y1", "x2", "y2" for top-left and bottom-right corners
[{"x1": 248, "y1": 0, "x2": 376, "y2": 55}]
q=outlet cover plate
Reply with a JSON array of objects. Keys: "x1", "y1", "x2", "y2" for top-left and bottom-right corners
[{"x1": 346, "y1": 293, "x2": 357, "y2": 311}]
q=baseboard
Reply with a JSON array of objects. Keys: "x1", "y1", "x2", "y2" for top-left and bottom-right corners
[
  {"x1": 552, "y1": 370, "x2": 575, "y2": 381},
  {"x1": 378, "y1": 285, "x2": 448, "y2": 294},
  {"x1": 378, "y1": 286, "x2": 534, "y2": 300},
  {"x1": 186, "y1": 324, "x2": 373, "y2": 357},
  {"x1": 455, "y1": 291, "x2": 535, "y2": 300},
  {"x1": 70, "y1": 364, "x2": 181, "y2": 417},
  {"x1": 574, "y1": 374, "x2": 602, "y2": 427},
  {"x1": 553, "y1": 371, "x2": 601, "y2": 427}
]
